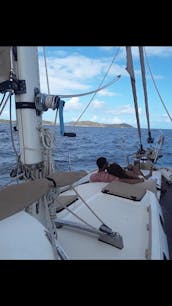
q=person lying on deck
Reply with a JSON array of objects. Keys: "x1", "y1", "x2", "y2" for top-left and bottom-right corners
[
  {"x1": 90, "y1": 157, "x2": 148, "y2": 184},
  {"x1": 107, "y1": 162, "x2": 153, "y2": 183}
]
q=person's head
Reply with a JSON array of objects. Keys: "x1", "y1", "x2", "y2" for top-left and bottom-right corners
[
  {"x1": 96, "y1": 157, "x2": 108, "y2": 171},
  {"x1": 107, "y1": 163, "x2": 129, "y2": 178}
]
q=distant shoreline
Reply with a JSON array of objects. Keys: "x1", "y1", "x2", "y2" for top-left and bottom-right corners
[{"x1": 0, "y1": 119, "x2": 133, "y2": 128}]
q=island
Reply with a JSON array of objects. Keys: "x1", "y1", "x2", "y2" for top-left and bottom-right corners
[
  {"x1": 0, "y1": 119, "x2": 133, "y2": 128},
  {"x1": 66, "y1": 121, "x2": 133, "y2": 128}
]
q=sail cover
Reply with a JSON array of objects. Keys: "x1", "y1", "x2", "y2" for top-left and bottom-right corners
[
  {"x1": 126, "y1": 46, "x2": 135, "y2": 80},
  {"x1": 0, "y1": 47, "x2": 11, "y2": 83}
]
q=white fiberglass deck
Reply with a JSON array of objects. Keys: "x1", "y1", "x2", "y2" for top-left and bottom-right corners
[
  {"x1": 0, "y1": 211, "x2": 55, "y2": 259},
  {"x1": 57, "y1": 182, "x2": 156, "y2": 260}
]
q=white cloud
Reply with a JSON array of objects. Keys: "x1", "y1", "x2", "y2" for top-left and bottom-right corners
[
  {"x1": 90, "y1": 115, "x2": 98, "y2": 122},
  {"x1": 118, "y1": 46, "x2": 172, "y2": 60},
  {"x1": 107, "y1": 104, "x2": 142, "y2": 116},
  {"x1": 109, "y1": 117, "x2": 123, "y2": 124},
  {"x1": 162, "y1": 113, "x2": 172, "y2": 122},
  {"x1": 91, "y1": 99, "x2": 105, "y2": 109},
  {"x1": 0, "y1": 110, "x2": 9, "y2": 119},
  {"x1": 145, "y1": 47, "x2": 172, "y2": 57},
  {"x1": 64, "y1": 97, "x2": 83, "y2": 111},
  {"x1": 38, "y1": 53, "x2": 126, "y2": 95},
  {"x1": 99, "y1": 47, "x2": 114, "y2": 52},
  {"x1": 37, "y1": 47, "x2": 172, "y2": 128},
  {"x1": 88, "y1": 115, "x2": 123, "y2": 124},
  {"x1": 98, "y1": 89, "x2": 121, "y2": 97}
]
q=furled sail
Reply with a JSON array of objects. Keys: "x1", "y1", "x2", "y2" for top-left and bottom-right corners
[
  {"x1": 0, "y1": 47, "x2": 11, "y2": 83},
  {"x1": 126, "y1": 46, "x2": 144, "y2": 153},
  {"x1": 139, "y1": 46, "x2": 154, "y2": 144}
]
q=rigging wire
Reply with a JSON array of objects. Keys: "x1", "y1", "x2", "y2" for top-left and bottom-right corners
[
  {"x1": 70, "y1": 184, "x2": 105, "y2": 224},
  {"x1": 0, "y1": 93, "x2": 6, "y2": 108},
  {"x1": 55, "y1": 184, "x2": 108, "y2": 231},
  {"x1": 144, "y1": 47, "x2": 172, "y2": 122},
  {"x1": 42, "y1": 46, "x2": 60, "y2": 127},
  {"x1": 58, "y1": 200, "x2": 100, "y2": 231},
  {"x1": 72, "y1": 47, "x2": 121, "y2": 124},
  {"x1": 0, "y1": 92, "x2": 11, "y2": 116}
]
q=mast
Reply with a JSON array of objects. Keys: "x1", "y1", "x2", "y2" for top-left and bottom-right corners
[{"x1": 15, "y1": 47, "x2": 44, "y2": 165}]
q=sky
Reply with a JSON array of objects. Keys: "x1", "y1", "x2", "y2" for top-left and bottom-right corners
[{"x1": 1, "y1": 46, "x2": 172, "y2": 129}]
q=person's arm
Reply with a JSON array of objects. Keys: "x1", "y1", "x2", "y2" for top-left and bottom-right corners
[
  {"x1": 125, "y1": 170, "x2": 140, "y2": 179},
  {"x1": 125, "y1": 164, "x2": 153, "y2": 179},
  {"x1": 118, "y1": 177, "x2": 144, "y2": 184},
  {"x1": 90, "y1": 172, "x2": 98, "y2": 182},
  {"x1": 126, "y1": 164, "x2": 144, "y2": 177}
]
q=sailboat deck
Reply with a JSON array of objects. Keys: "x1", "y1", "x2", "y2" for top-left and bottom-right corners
[{"x1": 56, "y1": 181, "x2": 163, "y2": 259}]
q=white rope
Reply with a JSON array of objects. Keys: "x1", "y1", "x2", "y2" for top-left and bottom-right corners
[
  {"x1": 40, "y1": 127, "x2": 54, "y2": 150},
  {"x1": 40, "y1": 127, "x2": 55, "y2": 175},
  {"x1": 58, "y1": 76, "x2": 121, "y2": 99}
]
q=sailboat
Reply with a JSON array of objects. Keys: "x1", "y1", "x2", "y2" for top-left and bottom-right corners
[{"x1": 0, "y1": 46, "x2": 171, "y2": 259}]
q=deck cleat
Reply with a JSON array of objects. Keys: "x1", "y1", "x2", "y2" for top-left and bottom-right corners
[
  {"x1": 99, "y1": 224, "x2": 124, "y2": 249},
  {"x1": 98, "y1": 231, "x2": 124, "y2": 249}
]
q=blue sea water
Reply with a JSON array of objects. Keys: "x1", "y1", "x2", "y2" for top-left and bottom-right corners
[{"x1": 1, "y1": 123, "x2": 172, "y2": 188}]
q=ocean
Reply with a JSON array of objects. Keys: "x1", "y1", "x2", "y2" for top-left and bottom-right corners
[{"x1": 1, "y1": 123, "x2": 172, "y2": 188}]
